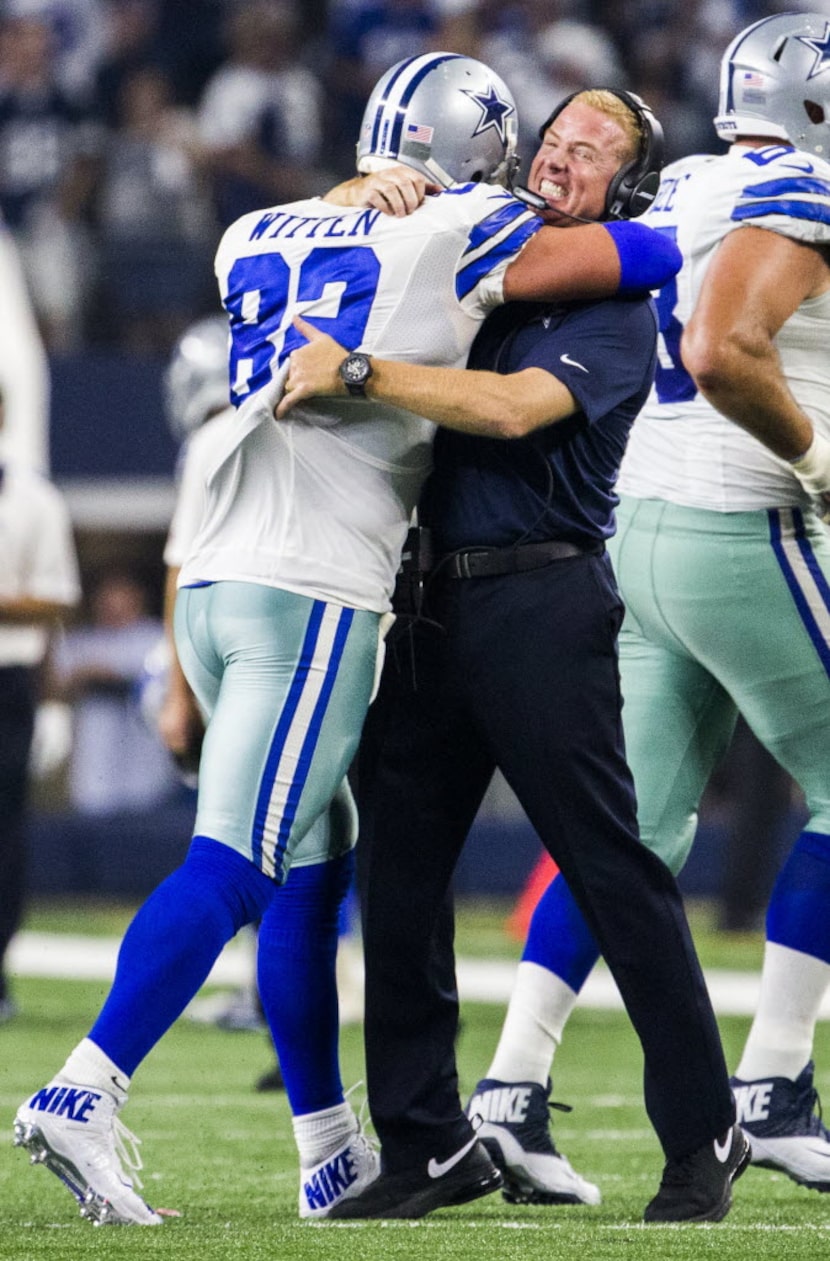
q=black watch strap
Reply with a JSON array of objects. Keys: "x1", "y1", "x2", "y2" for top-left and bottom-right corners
[{"x1": 339, "y1": 352, "x2": 373, "y2": 398}]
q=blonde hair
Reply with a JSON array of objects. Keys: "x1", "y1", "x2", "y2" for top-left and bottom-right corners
[{"x1": 567, "y1": 89, "x2": 643, "y2": 165}]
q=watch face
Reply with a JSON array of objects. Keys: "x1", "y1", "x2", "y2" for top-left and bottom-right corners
[
  {"x1": 340, "y1": 353, "x2": 372, "y2": 393},
  {"x1": 343, "y1": 355, "x2": 369, "y2": 383}
]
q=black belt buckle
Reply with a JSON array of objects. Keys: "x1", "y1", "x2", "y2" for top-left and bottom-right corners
[{"x1": 451, "y1": 549, "x2": 492, "y2": 579}]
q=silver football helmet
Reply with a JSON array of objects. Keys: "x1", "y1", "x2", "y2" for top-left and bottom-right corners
[
  {"x1": 715, "y1": 12, "x2": 830, "y2": 155},
  {"x1": 163, "y1": 315, "x2": 230, "y2": 442},
  {"x1": 356, "y1": 52, "x2": 519, "y2": 188}
]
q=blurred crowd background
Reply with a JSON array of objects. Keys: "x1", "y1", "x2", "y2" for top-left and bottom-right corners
[
  {"x1": 0, "y1": 0, "x2": 820, "y2": 357},
  {"x1": 1, "y1": 0, "x2": 815, "y2": 922}
]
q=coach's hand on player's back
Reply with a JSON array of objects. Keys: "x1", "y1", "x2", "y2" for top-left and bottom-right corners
[{"x1": 277, "y1": 316, "x2": 348, "y2": 417}]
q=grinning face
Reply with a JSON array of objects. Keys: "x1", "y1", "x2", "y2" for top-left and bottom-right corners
[{"x1": 528, "y1": 99, "x2": 633, "y2": 224}]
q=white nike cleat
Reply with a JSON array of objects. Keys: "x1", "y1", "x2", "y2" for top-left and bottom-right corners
[
  {"x1": 14, "y1": 1080, "x2": 162, "y2": 1225},
  {"x1": 731, "y1": 1061, "x2": 830, "y2": 1191},
  {"x1": 466, "y1": 1078, "x2": 601, "y2": 1206},
  {"x1": 299, "y1": 1119, "x2": 380, "y2": 1219}
]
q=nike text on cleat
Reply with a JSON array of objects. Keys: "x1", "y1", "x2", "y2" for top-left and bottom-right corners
[
  {"x1": 643, "y1": 1123, "x2": 750, "y2": 1223},
  {"x1": 299, "y1": 1127, "x2": 380, "y2": 1219},
  {"x1": 13, "y1": 1079, "x2": 162, "y2": 1225},
  {"x1": 731, "y1": 1060, "x2": 830, "y2": 1191},
  {"x1": 326, "y1": 1139, "x2": 502, "y2": 1219},
  {"x1": 465, "y1": 1077, "x2": 600, "y2": 1206}
]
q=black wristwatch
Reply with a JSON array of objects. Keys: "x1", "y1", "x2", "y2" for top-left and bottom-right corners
[{"x1": 339, "y1": 351, "x2": 373, "y2": 398}]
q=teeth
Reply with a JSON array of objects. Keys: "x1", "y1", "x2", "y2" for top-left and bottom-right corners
[{"x1": 540, "y1": 179, "x2": 566, "y2": 198}]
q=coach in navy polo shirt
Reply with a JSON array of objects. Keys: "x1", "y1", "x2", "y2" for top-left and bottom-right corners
[{"x1": 278, "y1": 87, "x2": 743, "y2": 1226}]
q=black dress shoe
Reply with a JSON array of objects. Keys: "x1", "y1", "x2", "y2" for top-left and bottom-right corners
[
  {"x1": 327, "y1": 1138, "x2": 503, "y2": 1219},
  {"x1": 644, "y1": 1124, "x2": 750, "y2": 1223}
]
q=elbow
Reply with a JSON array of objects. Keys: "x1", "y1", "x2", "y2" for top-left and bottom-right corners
[
  {"x1": 681, "y1": 325, "x2": 737, "y2": 397},
  {"x1": 486, "y1": 409, "x2": 538, "y2": 439}
]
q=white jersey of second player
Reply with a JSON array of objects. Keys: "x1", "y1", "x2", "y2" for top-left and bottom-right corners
[
  {"x1": 619, "y1": 143, "x2": 830, "y2": 511},
  {"x1": 177, "y1": 185, "x2": 539, "y2": 613},
  {"x1": 163, "y1": 407, "x2": 237, "y2": 570}
]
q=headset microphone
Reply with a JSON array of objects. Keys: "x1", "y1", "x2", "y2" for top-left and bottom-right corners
[
  {"x1": 512, "y1": 184, "x2": 599, "y2": 223},
  {"x1": 511, "y1": 185, "x2": 546, "y2": 212}
]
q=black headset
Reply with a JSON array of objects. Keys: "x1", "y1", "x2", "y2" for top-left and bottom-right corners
[{"x1": 535, "y1": 88, "x2": 665, "y2": 221}]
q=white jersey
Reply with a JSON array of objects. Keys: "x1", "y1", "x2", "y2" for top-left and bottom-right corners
[
  {"x1": 619, "y1": 144, "x2": 830, "y2": 511},
  {"x1": 163, "y1": 407, "x2": 237, "y2": 569},
  {"x1": 179, "y1": 185, "x2": 540, "y2": 612},
  {"x1": 0, "y1": 457, "x2": 80, "y2": 666}
]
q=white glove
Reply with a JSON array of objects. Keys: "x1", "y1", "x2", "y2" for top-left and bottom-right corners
[
  {"x1": 789, "y1": 430, "x2": 830, "y2": 495},
  {"x1": 28, "y1": 700, "x2": 73, "y2": 778}
]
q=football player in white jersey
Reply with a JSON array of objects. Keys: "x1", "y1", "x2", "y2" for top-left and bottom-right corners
[
  {"x1": 459, "y1": 12, "x2": 830, "y2": 1202},
  {"x1": 12, "y1": 53, "x2": 680, "y2": 1225},
  {"x1": 159, "y1": 315, "x2": 361, "y2": 1072}
]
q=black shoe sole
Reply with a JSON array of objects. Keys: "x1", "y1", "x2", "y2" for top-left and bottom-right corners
[
  {"x1": 383, "y1": 1166, "x2": 503, "y2": 1219},
  {"x1": 328, "y1": 1151, "x2": 503, "y2": 1219}
]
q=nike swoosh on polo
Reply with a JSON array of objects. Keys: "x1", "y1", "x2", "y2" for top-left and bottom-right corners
[
  {"x1": 427, "y1": 1135, "x2": 478, "y2": 1179},
  {"x1": 713, "y1": 1131, "x2": 733, "y2": 1163},
  {"x1": 560, "y1": 353, "x2": 589, "y2": 372}
]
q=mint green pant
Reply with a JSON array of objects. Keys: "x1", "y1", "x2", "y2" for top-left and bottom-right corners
[
  {"x1": 174, "y1": 581, "x2": 381, "y2": 881},
  {"x1": 608, "y1": 497, "x2": 830, "y2": 874}
]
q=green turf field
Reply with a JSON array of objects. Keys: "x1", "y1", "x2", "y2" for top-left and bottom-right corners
[{"x1": 1, "y1": 898, "x2": 828, "y2": 1260}]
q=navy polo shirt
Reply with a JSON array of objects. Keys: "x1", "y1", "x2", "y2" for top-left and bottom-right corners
[{"x1": 421, "y1": 294, "x2": 658, "y2": 552}]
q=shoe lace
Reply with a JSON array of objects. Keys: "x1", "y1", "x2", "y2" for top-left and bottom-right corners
[
  {"x1": 111, "y1": 1116, "x2": 147, "y2": 1191},
  {"x1": 807, "y1": 1083, "x2": 828, "y2": 1137},
  {"x1": 538, "y1": 1091, "x2": 572, "y2": 1156},
  {"x1": 344, "y1": 1082, "x2": 380, "y2": 1155}
]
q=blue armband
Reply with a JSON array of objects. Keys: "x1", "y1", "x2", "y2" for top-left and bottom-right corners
[{"x1": 602, "y1": 220, "x2": 681, "y2": 293}]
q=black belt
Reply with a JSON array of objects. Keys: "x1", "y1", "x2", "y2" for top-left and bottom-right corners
[{"x1": 444, "y1": 539, "x2": 603, "y2": 579}]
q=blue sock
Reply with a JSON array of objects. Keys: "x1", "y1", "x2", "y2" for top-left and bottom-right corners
[
  {"x1": 257, "y1": 851, "x2": 354, "y2": 1116},
  {"x1": 523, "y1": 872, "x2": 601, "y2": 993},
  {"x1": 337, "y1": 880, "x2": 359, "y2": 938},
  {"x1": 89, "y1": 837, "x2": 277, "y2": 1075},
  {"x1": 767, "y1": 831, "x2": 830, "y2": 964}
]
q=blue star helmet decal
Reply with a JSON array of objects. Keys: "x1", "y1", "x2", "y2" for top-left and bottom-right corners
[
  {"x1": 462, "y1": 82, "x2": 515, "y2": 143},
  {"x1": 797, "y1": 21, "x2": 830, "y2": 80}
]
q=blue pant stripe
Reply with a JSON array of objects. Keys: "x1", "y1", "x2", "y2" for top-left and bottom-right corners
[
  {"x1": 272, "y1": 606, "x2": 355, "y2": 872},
  {"x1": 252, "y1": 600, "x2": 326, "y2": 869},
  {"x1": 768, "y1": 507, "x2": 830, "y2": 679}
]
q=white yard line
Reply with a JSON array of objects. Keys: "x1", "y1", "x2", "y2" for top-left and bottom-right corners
[{"x1": 11, "y1": 930, "x2": 830, "y2": 1018}]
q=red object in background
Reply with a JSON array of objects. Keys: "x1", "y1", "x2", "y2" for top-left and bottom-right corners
[{"x1": 506, "y1": 851, "x2": 559, "y2": 941}]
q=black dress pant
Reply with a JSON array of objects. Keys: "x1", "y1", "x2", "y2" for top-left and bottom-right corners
[
  {"x1": 0, "y1": 666, "x2": 36, "y2": 999},
  {"x1": 356, "y1": 553, "x2": 734, "y2": 1171}
]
